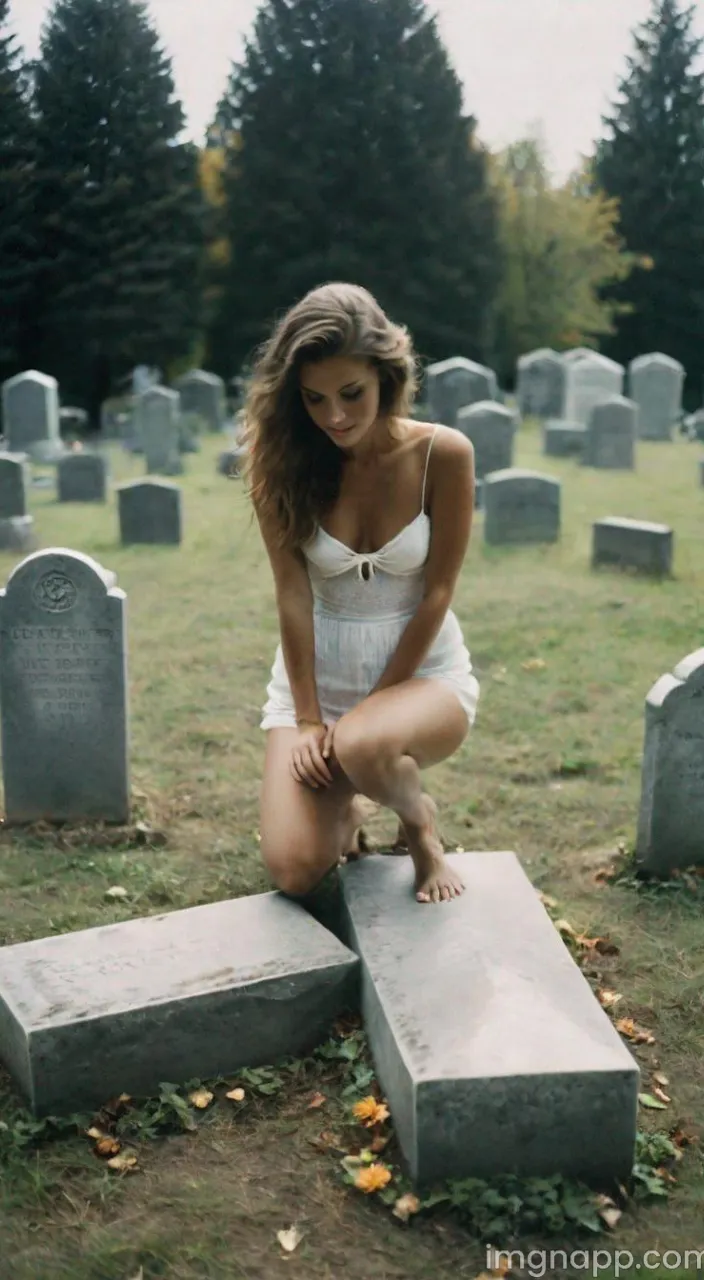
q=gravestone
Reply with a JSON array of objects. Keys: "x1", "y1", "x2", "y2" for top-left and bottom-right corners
[
  {"x1": 0, "y1": 453, "x2": 36, "y2": 551},
  {"x1": 583, "y1": 397, "x2": 636, "y2": 469},
  {"x1": 217, "y1": 447, "x2": 246, "y2": 478},
  {"x1": 591, "y1": 517, "x2": 673, "y2": 576},
  {"x1": 136, "y1": 387, "x2": 182, "y2": 475},
  {"x1": 2, "y1": 371, "x2": 64, "y2": 461},
  {"x1": 636, "y1": 648, "x2": 704, "y2": 874},
  {"x1": 456, "y1": 401, "x2": 516, "y2": 480},
  {"x1": 484, "y1": 469, "x2": 561, "y2": 545},
  {"x1": 117, "y1": 478, "x2": 182, "y2": 545},
  {"x1": 0, "y1": 549, "x2": 129, "y2": 823},
  {"x1": 564, "y1": 354, "x2": 625, "y2": 425},
  {"x1": 628, "y1": 353, "x2": 684, "y2": 441},
  {"x1": 57, "y1": 453, "x2": 108, "y2": 503},
  {"x1": 516, "y1": 349, "x2": 565, "y2": 419},
  {"x1": 543, "y1": 420, "x2": 586, "y2": 458},
  {"x1": 425, "y1": 357, "x2": 498, "y2": 425},
  {"x1": 175, "y1": 369, "x2": 226, "y2": 432},
  {"x1": 562, "y1": 347, "x2": 595, "y2": 363},
  {"x1": 339, "y1": 852, "x2": 638, "y2": 1184}
]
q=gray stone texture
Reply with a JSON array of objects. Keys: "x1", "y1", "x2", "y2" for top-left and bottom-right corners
[
  {"x1": 217, "y1": 447, "x2": 246, "y2": 477},
  {"x1": 628, "y1": 353, "x2": 684, "y2": 441},
  {"x1": 583, "y1": 396, "x2": 637, "y2": 470},
  {"x1": 0, "y1": 549, "x2": 129, "y2": 824},
  {"x1": 483, "y1": 469, "x2": 561, "y2": 545},
  {"x1": 339, "y1": 851, "x2": 639, "y2": 1186},
  {"x1": 117, "y1": 478, "x2": 182, "y2": 545},
  {"x1": 591, "y1": 517, "x2": 673, "y2": 576},
  {"x1": 425, "y1": 357, "x2": 498, "y2": 425},
  {"x1": 0, "y1": 451, "x2": 30, "y2": 517},
  {"x1": 136, "y1": 386, "x2": 183, "y2": 475},
  {"x1": 0, "y1": 517, "x2": 37, "y2": 552},
  {"x1": 516, "y1": 349, "x2": 566, "y2": 419},
  {"x1": 175, "y1": 369, "x2": 226, "y2": 432},
  {"x1": 0, "y1": 893, "x2": 359, "y2": 1115},
  {"x1": 636, "y1": 648, "x2": 704, "y2": 874},
  {"x1": 564, "y1": 353, "x2": 625, "y2": 425},
  {"x1": 456, "y1": 401, "x2": 516, "y2": 480},
  {"x1": 57, "y1": 453, "x2": 108, "y2": 503},
  {"x1": 543, "y1": 420, "x2": 586, "y2": 458},
  {"x1": 1, "y1": 370, "x2": 64, "y2": 461}
]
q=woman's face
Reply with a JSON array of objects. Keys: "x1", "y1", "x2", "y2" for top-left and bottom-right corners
[{"x1": 299, "y1": 355, "x2": 381, "y2": 447}]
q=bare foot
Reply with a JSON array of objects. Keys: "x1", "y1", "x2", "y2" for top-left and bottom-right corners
[{"x1": 404, "y1": 795, "x2": 465, "y2": 904}]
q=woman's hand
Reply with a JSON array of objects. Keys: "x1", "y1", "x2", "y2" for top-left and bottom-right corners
[{"x1": 290, "y1": 720, "x2": 336, "y2": 789}]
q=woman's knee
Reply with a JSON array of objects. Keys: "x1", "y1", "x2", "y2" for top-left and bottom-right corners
[
  {"x1": 332, "y1": 716, "x2": 396, "y2": 781},
  {"x1": 261, "y1": 840, "x2": 334, "y2": 898}
]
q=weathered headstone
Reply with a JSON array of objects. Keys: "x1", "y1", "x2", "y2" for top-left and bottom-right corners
[
  {"x1": 0, "y1": 549, "x2": 129, "y2": 823},
  {"x1": 217, "y1": 447, "x2": 246, "y2": 478},
  {"x1": 484, "y1": 469, "x2": 561, "y2": 545},
  {"x1": 636, "y1": 648, "x2": 704, "y2": 874},
  {"x1": 591, "y1": 517, "x2": 673, "y2": 576},
  {"x1": 516, "y1": 349, "x2": 565, "y2": 419},
  {"x1": 117, "y1": 478, "x2": 182, "y2": 545},
  {"x1": 57, "y1": 453, "x2": 108, "y2": 503},
  {"x1": 0, "y1": 453, "x2": 36, "y2": 551},
  {"x1": 564, "y1": 354, "x2": 625, "y2": 425},
  {"x1": 425, "y1": 357, "x2": 498, "y2": 425},
  {"x1": 628, "y1": 353, "x2": 684, "y2": 441},
  {"x1": 583, "y1": 397, "x2": 636, "y2": 469},
  {"x1": 2, "y1": 371, "x2": 64, "y2": 462},
  {"x1": 175, "y1": 369, "x2": 226, "y2": 432},
  {"x1": 562, "y1": 347, "x2": 596, "y2": 364},
  {"x1": 339, "y1": 852, "x2": 638, "y2": 1184},
  {"x1": 135, "y1": 387, "x2": 182, "y2": 475},
  {"x1": 456, "y1": 401, "x2": 516, "y2": 480},
  {"x1": 543, "y1": 420, "x2": 586, "y2": 458}
]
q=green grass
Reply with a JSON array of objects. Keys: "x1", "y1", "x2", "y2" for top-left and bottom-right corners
[{"x1": 0, "y1": 424, "x2": 703, "y2": 1278}]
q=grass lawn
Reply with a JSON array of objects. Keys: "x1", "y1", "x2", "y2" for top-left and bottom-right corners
[{"x1": 0, "y1": 423, "x2": 703, "y2": 1279}]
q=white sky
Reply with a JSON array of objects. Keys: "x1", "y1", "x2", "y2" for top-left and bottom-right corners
[{"x1": 10, "y1": 0, "x2": 704, "y2": 181}]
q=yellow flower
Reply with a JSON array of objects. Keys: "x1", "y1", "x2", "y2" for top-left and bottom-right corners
[
  {"x1": 352, "y1": 1096, "x2": 390, "y2": 1127},
  {"x1": 355, "y1": 1163, "x2": 392, "y2": 1194}
]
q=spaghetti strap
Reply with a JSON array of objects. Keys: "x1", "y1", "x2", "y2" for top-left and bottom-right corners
[{"x1": 421, "y1": 424, "x2": 440, "y2": 514}]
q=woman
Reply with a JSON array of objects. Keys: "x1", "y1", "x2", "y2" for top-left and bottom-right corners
[{"x1": 242, "y1": 282, "x2": 479, "y2": 904}]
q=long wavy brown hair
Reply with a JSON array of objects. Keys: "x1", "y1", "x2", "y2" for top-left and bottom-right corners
[{"x1": 240, "y1": 282, "x2": 419, "y2": 550}]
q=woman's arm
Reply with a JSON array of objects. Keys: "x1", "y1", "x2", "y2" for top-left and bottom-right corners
[
  {"x1": 255, "y1": 505, "x2": 323, "y2": 725},
  {"x1": 370, "y1": 428, "x2": 475, "y2": 694}
]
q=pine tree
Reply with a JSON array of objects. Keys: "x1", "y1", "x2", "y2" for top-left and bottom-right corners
[
  {"x1": 0, "y1": 0, "x2": 35, "y2": 374},
  {"x1": 593, "y1": 0, "x2": 704, "y2": 391},
  {"x1": 28, "y1": 0, "x2": 206, "y2": 420},
  {"x1": 206, "y1": 0, "x2": 500, "y2": 378}
]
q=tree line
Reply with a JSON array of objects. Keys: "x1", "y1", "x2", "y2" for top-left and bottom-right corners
[{"x1": 1, "y1": 0, "x2": 702, "y2": 426}]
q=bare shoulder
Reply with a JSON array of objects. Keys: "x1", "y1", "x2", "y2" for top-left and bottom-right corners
[{"x1": 411, "y1": 419, "x2": 474, "y2": 464}]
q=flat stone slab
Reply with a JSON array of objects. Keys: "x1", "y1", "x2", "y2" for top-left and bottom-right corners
[
  {"x1": 592, "y1": 516, "x2": 673, "y2": 576},
  {"x1": 0, "y1": 893, "x2": 359, "y2": 1115},
  {"x1": 339, "y1": 851, "x2": 639, "y2": 1187}
]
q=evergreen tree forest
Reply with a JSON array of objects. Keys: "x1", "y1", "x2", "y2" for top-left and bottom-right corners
[{"x1": 0, "y1": 0, "x2": 700, "y2": 418}]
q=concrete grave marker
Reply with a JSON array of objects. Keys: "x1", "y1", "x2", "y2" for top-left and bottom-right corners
[
  {"x1": 0, "y1": 549, "x2": 129, "y2": 823},
  {"x1": 456, "y1": 401, "x2": 516, "y2": 480},
  {"x1": 543, "y1": 420, "x2": 586, "y2": 458},
  {"x1": 425, "y1": 357, "x2": 498, "y2": 425},
  {"x1": 564, "y1": 354, "x2": 625, "y2": 425},
  {"x1": 592, "y1": 517, "x2": 673, "y2": 576},
  {"x1": 136, "y1": 386, "x2": 182, "y2": 475},
  {"x1": 0, "y1": 452, "x2": 36, "y2": 551},
  {"x1": 2, "y1": 371, "x2": 64, "y2": 461},
  {"x1": 483, "y1": 469, "x2": 561, "y2": 545},
  {"x1": 339, "y1": 852, "x2": 639, "y2": 1185},
  {"x1": 175, "y1": 369, "x2": 226, "y2": 432},
  {"x1": 117, "y1": 478, "x2": 182, "y2": 545},
  {"x1": 57, "y1": 452, "x2": 108, "y2": 503},
  {"x1": 517, "y1": 349, "x2": 565, "y2": 419},
  {"x1": 583, "y1": 396, "x2": 637, "y2": 469},
  {"x1": 629, "y1": 353, "x2": 683, "y2": 441},
  {"x1": 636, "y1": 648, "x2": 704, "y2": 874}
]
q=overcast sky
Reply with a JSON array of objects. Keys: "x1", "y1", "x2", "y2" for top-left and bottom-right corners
[{"x1": 10, "y1": 0, "x2": 704, "y2": 180}]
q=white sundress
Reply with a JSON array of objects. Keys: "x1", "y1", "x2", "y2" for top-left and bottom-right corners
[{"x1": 259, "y1": 424, "x2": 480, "y2": 729}]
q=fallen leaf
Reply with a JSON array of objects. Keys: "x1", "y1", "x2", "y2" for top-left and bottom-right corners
[
  {"x1": 593, "y1": 866, "x2": 617, "y2": 884},
  {"x1": 671, "y1": 1125, "x2": 697, "y2": 1148},
  {"x1": 654, "y1": 1071, "x2": 669, "y2": 1087},
  {"x1": 86, "y1": 1126, "x2": 110, "y2": 1141},
  {"x1": 307, "y1": 1092, "x2": 326, "y2": 1109},
  {"x1": 369, "y1": 1134, "x2": 389, "y2": 1154},
  {"x1": 392, "y1": 1192, "x2": 421, "y2": 1222},
  {"x1": 639, "y1": 1092, "x2": 667, "y2": 1110},
  {"x1": 276, "y1": 1225, "x2": 303, "y2": 1253},
  {"x1": 655, "y1": 1166, "x2": 678, "y2": 1184},
  {"x1": 597, "y1": 988, "x2": 623, "y2": 1009},
  {"x1": 521, "y1": 657, "x2": 546, "y2": 671},
  {"x1": 577, "y1": 934, "x2": 620, "y2": 955},
  {"x1": 492, "y1": 666, "x2": 508, "y2": 683},
  {"x1": 226, "y1": 1087, "x2": 245, "y2": 1102},
  {"x1": 555, "y1": 918, "x2": 577, "y2": 939},
  {"x1": 617, "y1": 1017, "x2": 655, "y2": 1045},
  {"x1": 354, "y1": 1163, "x2": 393, "y2": 1194},
  {"x1": 599, "y1": 1203, "x2": 622, "y2": 1229},
  {"x1": 106, "y1": 1150, "x2": 138, "y2": 1172},
  {"x1": 538, "y1": 892, "x2": 558, "y2": 908},
  {"x1": 105, "y1": 885, "x2": 128, "y2": 900},
  {"x1": 188, "y1": 1089, "x2": 214, "y2": 1110},
  {"x1": 95, "y1": 1137, "x2": 121, "y2": 1157},
  {"x1": 653, "y1": 1085, "x2": 671, "y2": 1104},
  {"x1": 308, "y1": 1130, "x2": 343, "y2": 1153}
]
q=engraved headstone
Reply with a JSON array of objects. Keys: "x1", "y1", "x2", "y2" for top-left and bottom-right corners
[
  {"x1": 591, "y1": 517, "x2": 673, "y2": 576},
  {"x1": 636, "y1": 648, "x2": 704, "y2": 873},
  {"x1": 543, "y1": 419, "x2": 586, "y2": 458},
  {"x1": 2, "y1": 371, "x2": 64, "y2": 461},
  {"x1": 0, "y1": 453, "x2": 36, "y2": 551},
  {"x1": 564, "y1": 354, "x2": 624, "y2": 425},
  {"x1": 0, "y1": 549, "x2": 129, "y2": 823},
  {"x1": 456, "y1": 401, "x2": 516, "y2": 480},
  {"x1": 135, "y1": 387, "x2": 182, "y2": 475},
  {"x1": 517, "y1": 349, "x2": 565, "y2": 419},
  {"x1": 628, "y1": 353, "x2": 684, "y2": 441},
  {"x1": 175, "y1": 369, "x2": 226, "y2": 432},
  {"x1": 583, "y1": 396, "x2": 636, "y2": 469},
  {"x1": 484, "y1": 469, "x2": 561, "y2": 545},
  {"x1": 57, "y1": 453, "x2": 108, "y2": 503},
  {"x1": 116, "y1": 478, "x2": 182, "y2": 545},
  {"x1": 425, "y1": 357, "x2": 498, "y2": 425}
]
